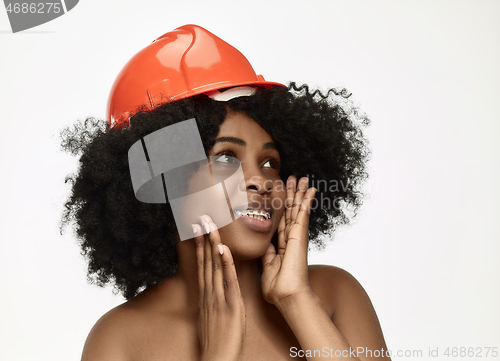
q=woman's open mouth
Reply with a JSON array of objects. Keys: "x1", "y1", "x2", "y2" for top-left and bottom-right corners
[
  {"x1": 234, "y1": 209, "x2": 271, "y2": 221},
  {"x1": 234, "y1": 209, "x2": 273, "y2": 232}
]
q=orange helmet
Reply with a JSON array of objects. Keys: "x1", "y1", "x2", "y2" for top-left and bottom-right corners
[{"x1": 107, "y1": 24, "x2": 286, "y2": 127}]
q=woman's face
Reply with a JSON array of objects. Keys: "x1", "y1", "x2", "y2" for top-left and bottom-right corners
[{"x1": 203, "y1": 110, "x2": 286, "y2": 260}]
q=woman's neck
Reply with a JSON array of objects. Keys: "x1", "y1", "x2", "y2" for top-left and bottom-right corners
[
  {"x1": 178, "y1": 238, "x2": 266, "y2": 302},
  {"x1": 131, "y1": 239, "x2": 269, "y2": 315}
]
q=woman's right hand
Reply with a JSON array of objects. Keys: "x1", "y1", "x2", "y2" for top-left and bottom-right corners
[{"x1": 194, "y1": 215, "x2": 246, "y2": 361}]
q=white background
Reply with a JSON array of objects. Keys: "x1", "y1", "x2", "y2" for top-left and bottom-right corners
[{"x1": 1, "y1": 1, "x2": 499, "y2": 360}]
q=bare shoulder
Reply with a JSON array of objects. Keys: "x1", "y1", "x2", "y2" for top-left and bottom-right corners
[
  {"x1": 307, "y1": 264, "x2": 379, "y2": 320},
  {"x1": 308, "y1": 265, "x2": 391, "y2": 358},
  {"x1": 81, "y1": 293, "x2": 198, "y2": 361},
  {"x1": 308, "y1": 264, "x2": 369, "y2": 314},
  {"x1": 81, "y1": 303, "x2": 142, "y2": 361},
  {"x1": 308, "y1": 263, "x2": 359, "y2": 288}
]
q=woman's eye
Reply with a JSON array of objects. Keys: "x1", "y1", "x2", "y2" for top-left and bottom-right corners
[
  {"x1": 263, "y1": 159, "x2": 280, "y2": 169},
  {"x1": 213, "y1": 152, "x2": 238, "y2": 164},
  {"x1": 216, "y1": 154, "x2": 232, "y2": 163}
]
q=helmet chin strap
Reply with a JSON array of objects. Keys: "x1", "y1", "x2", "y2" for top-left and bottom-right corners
[{"x1": 205, "y1": 86, "x2": 257, "y2": 101}]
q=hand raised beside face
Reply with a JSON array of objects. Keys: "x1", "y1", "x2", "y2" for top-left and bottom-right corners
[{"x1": 260, "y1": 176, "x2": 317, "y2": 307}]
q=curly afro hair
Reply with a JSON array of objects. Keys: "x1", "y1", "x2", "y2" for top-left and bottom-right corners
[{"x1": 61, "y1": 83, "x2": 370, "y2": 300}]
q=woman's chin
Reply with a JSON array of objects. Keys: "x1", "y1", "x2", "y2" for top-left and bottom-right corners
[{"x1": 218, "y1": 223, "x2": 275, "y2": 261}]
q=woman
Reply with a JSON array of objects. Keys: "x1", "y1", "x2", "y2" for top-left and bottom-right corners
[{"x1": 62, "y1": 25, "x2": 390, "y2": 360}]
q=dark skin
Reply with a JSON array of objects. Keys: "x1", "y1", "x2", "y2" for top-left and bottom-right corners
[{"x1": 81, "y1": 111, "x2": 390, "y2": 361}]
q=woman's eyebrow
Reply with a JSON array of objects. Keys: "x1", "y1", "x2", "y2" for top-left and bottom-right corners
[
  {"x1": 262, "y1": 142, "x2": 277, "y2": 151},
  {"x1": 214, "y1": 136, "x2": 246, "y2": 146},
  {"x1": 214, "y1": 137, "x2": 277, "y2": 151}
]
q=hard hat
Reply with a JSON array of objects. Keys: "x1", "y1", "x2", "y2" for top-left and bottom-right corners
[{"x1": 107, "y1": 24, "x2": 286, "y2": 127}]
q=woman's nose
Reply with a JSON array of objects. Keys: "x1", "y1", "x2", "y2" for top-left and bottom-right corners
[{"x1": 240, "y1": 166, "x2": 272, "y2": 195}]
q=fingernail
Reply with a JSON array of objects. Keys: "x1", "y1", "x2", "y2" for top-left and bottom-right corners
[
  {"x1": 217, "y1": 244, "x2": 224, "y2": 255},
  {"x1": 200, "y1": 215, "x2": 211, "y2": 226},
  {"x1": 192, "y1": 224, "x2": 201, "y2": 236},
  {"x1": 204, "y1": 223, "x2": 211, "y2": 234}
]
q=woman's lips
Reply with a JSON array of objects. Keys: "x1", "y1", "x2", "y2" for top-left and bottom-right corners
[{"x1": 236, "y1": 215, "x2": 273, "y2": 232}]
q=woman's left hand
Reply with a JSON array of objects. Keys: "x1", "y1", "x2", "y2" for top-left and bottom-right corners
[{"x1": 261, "y1": 175, "x2": 317, "y2": 307}]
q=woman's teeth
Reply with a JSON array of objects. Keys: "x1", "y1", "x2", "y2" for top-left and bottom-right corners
[{"x1": 234, "y1": 209, "x2": 271, "y2": 221}]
